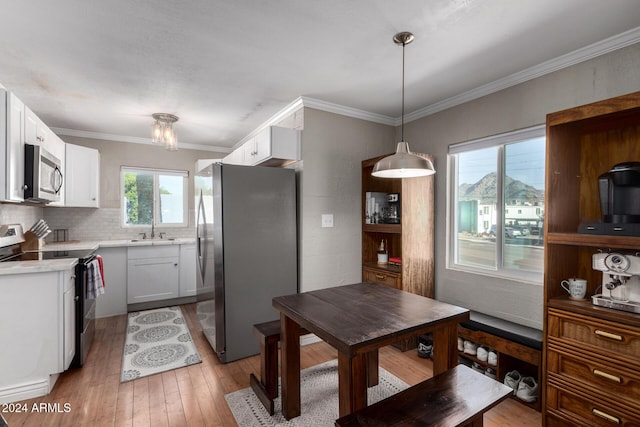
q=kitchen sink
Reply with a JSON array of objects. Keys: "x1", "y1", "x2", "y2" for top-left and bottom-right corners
[{"x1": 129, "y1": 238, "x2": 175, "y2": 243}]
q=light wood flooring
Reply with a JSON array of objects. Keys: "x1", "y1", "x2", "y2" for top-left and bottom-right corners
[{"x1": 4, "y1": 303, "x2": 541, "y2": 426}]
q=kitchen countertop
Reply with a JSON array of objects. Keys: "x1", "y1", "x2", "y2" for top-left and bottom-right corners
[
  {"x1": 0, "y1": 238, "x2": 195, "y2": 275},
  {"x1": 0, "y1": 257, "x2": 78, "y2": 275}
]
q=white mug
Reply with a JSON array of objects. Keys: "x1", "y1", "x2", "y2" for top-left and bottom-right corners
[{"x1": 561, "y1": 278, "x2": 587, "y2": 300}]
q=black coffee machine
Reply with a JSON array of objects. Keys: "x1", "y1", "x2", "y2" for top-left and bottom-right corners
[
  {"x1": 599, "y1": 162, "x2": 640, "y2": 223},
  {"x1": 580, "y1": 162, "x2": 640, "y2": 235}
]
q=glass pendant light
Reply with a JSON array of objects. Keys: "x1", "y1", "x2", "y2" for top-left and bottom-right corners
[
  {"x1": 151, "y1": 113, "x2": 179, "y2": 151},
  {"x1": 372, "y1": 32, "x2": 435, "y2": 178}
]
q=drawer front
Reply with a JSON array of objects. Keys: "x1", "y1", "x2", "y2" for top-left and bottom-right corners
[
  {"x1": 547, "y1": 346, "x2": 640, "y2": 403},
  {"x1": 548, "y1": 310, "x2": 640, "y2": 363},
  {"x1": 362, "y1": 267, "x2": 400, "y2": 289},
  {"x1": 546, "y1": 382, "x2": 640, "y2": 426}
]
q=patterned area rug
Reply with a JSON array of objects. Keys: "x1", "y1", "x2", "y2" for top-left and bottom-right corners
[
  {"x1": 225, "y1": 359, "x2": 409, "y2": 426},
  {"x1": 121, "y1": 306, "x2": 202, "y2": 382}
]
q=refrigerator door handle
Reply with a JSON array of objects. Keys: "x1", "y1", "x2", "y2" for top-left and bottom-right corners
[{"x1": 196, "y1": 190, "x2": 207, "y2": 284}]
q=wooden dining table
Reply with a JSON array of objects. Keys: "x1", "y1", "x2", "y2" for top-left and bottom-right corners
[{"x1": 272, "y1": 282, "x2": 470, "y2": 420}]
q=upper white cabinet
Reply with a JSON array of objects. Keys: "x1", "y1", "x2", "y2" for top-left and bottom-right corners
[
  {"x1": 247, "y1": 126, "x2": 300, "y2": 167},
  {"x1": 223, "y1": 126, "x2": 301, "y2": 167},
  {"x1": 222, "y1": 145, "x2": 245, "y2": 165},
  {"x1": 65, "y1": 143, "x2": 100, "y2": 207},
  {"x1": 0, "y1": 89, "x2": 25, "y2": 202}
]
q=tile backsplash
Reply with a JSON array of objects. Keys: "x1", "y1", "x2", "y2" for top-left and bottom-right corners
[
  {"x1": 43, "y1": 207, "x2": 196, "y2": 242},
  {"x1": 0, "y1": 203, "x2": 43, "y2": 231}
]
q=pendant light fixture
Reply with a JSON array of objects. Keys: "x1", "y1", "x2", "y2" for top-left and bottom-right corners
[
  {"x1": 151, "y1": 113, "x2": 179, "y2": 151},
  {"x1": 372, "y1": 32, "x2": 435, "y2": 178}
]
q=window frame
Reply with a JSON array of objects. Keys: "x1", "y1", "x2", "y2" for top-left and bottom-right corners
[
  {"x1": 120, "y1": 166, "x2": 189, "y2": 228},
  {"x1": 446, "y1": 124, "x2": 545, "y2": 284}
]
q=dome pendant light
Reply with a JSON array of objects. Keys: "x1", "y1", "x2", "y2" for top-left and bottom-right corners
[{"x1": 372, "y1": 32, "x2": 435, "y2": 178}]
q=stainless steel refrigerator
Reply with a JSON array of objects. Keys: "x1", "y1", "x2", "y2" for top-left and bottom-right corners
[{"x1": 195, "y1": 163, "x2": 298, "y2": 363}]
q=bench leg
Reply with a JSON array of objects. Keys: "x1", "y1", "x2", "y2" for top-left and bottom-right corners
[{"x1": 249, "y1": 336, "x2": 279, "y2": 415}]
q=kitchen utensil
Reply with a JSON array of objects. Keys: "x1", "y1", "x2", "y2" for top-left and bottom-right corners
[{"x1": 29, "y1": 219, "x2": 44, "y2": 232}]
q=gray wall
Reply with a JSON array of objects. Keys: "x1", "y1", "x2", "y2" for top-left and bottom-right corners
[
  {"x1": 401, "y1": 42, "x2": 640, "y2": 329},
  {"x1": 297, "y1": 108, "x2": 395, "y2": 292}
]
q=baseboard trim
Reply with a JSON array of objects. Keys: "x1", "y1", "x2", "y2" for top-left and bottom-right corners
[{"x1": 0, "y1": 377, "x2": 53, "y2": 405}]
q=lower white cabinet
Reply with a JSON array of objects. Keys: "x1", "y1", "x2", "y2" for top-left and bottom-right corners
[
  {"x1": 0, "y1": 266, "x2": 76, "y2": 404},
  {"x1": 127, "y1": 245, "x2": 180, "y2": 304},
  {"x1": 63, "y1": 269, "x2": 76, "y2": 370},
  {"x1": 179, "y1": 244, "x2": 196, "y2": 297},
  {"x1": 95, "y1": 247, "x2": 128, "y2": 317}
]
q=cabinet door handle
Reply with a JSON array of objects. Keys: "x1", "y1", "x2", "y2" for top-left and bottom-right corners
[
  {"x1": 592, "y1": 408, "x2": 620, "y2": 424},
  {"x1": 375, "y1": 274, "x2": 385, "y2": 280},
  {"x1": 594, "y1": 330, "x2": 623, "y2": 341},
  {"x1": 593, "y1": 369, "x2": 622, "y2": 383}
]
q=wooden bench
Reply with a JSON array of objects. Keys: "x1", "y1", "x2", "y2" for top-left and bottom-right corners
[
  {"x1": 249, "y1": 320, "x2": 309, "y2": 415},
  {"x1": 334, "y1": 364, "x2": 512, "y2": 427},
  {"x1": 458, "y1": 311, "x2": 542, "y2": 411}
]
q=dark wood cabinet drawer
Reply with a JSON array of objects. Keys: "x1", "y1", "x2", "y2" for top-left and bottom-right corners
[
  {"x1": 547, "y1": 345, "x2": 640, "y2": 404},
  {"x1": 362, "y1": 266, "x2": 401, "y2": 289},
  {"x1": 548, "y1": 309, "x2": 640, "y2": 364},
  {"x1": 546, "y1": 381, "x2": 640, "y2": 426}
]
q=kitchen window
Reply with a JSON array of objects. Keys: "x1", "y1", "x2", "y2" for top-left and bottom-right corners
[
  {"x1": 447, "y1": 125, "x2": 545, "y2": 283},
  {"x1": 121, "y1": 167, "x2": 188, "y2": 228}
]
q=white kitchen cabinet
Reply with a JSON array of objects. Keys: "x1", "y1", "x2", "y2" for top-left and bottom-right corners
[
  {"x1": 179, "y1": 243, "x2": 196, "y2": 297},
  {"x1": 95, "y1": 247, "x2": 128, "y2": 318},
  {"x1": 65, "y1": 143, "x2": 100, "y2": 207},
  {"x1": 222, "y1": 145, "x2": 245, "y2": 165},
  {"x1": 0, "y1": 265, "x2": 76, "y2": 404},
  {"x1": 62, "y1": 269, "x2": 76, "y2": 370},
  {"x1": 24, "y1": 106, "x2": 51, "y2": 148},
  {"x1": 248, "y1": 126, "x2": 300, "y2": 167},
  {"x1": 127, "y1": 245, "x2": 180, "y2": 304},
  {"x1": 0, "y1": 89, "x2": 25, "y2": 202}
]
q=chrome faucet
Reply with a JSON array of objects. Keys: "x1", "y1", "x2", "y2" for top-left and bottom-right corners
[{"x1": 151, "y1": 222, "x2": 155, "y2": 239}]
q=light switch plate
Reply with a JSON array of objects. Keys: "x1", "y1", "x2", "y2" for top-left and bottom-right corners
[{"x1": 321, "y1": 214, "x2": 334, "y2": 228}]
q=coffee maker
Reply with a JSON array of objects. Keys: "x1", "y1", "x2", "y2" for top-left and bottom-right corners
[
  {"x1": 580, "y1": 162, "x2": 640, "y2": 235},
  {"x1": 386, "y1": 193, "x2": 400, "y2": 224},
  {"x1": 592, "y1": 251, "x2": 640, "y2": 313}
]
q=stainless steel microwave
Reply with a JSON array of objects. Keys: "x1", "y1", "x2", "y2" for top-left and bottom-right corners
[{"x1": 24, "y1": 143, "x2": 63, "y2": 203}]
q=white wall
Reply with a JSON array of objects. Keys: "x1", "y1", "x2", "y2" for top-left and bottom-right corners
[{"x1": 401, "y1": 42, "x2": 640, "y2": 329}]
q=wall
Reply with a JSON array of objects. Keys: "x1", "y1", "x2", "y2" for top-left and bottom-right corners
[
  {"x1": 401, "y1": 42, "x2": 640, "y2": 329},
  {"x1": 43, "y1": 136, "x2": 222, "y2": 241},
  {"x1": 297, "y1": 108, "x2": 395, "y2": 292}
]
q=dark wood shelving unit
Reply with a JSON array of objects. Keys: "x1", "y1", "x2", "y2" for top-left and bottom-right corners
[
  {"x1": 542, "y1": 92, "x2": 640, "y2": 426},
  {"x1": 361, "y1": 153, "x2": 435, "y2": 298}
]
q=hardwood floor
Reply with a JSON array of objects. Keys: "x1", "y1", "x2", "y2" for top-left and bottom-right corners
[{"x1": 4, "y1": 303, "x2": 541, "y2": 426}]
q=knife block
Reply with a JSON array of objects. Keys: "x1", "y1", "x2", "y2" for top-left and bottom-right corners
[{"x1": 20, "y1": 231, "x2": 42, "y2": 252}]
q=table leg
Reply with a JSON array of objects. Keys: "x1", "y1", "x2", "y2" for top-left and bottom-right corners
[
  {"x1": 338, "y1": 351, "x2": 368, "y2": 417},
  {"x1": 366, "y1": 350, "x2": 379, "y2": 386},
  {"x1": 280, "y1": 313, "x2": 301, "y2": 420},
  {"x1": 432, "y1": 323, "x2": 458, "y2": 375}
]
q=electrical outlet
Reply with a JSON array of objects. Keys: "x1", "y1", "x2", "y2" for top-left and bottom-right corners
[{"x1": 321, "y1": 214, "x2": 334, "y2": 228}]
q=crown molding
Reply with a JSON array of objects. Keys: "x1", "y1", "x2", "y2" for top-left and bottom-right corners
[
  {"x1": 299, "y1": 96, "x2": 396, "y2": 126},
  {"x1": 404, "y1": 26, "x2": 640, "y2": 123},
  {"x1": 51, "y1": 127, "x2": 231, "y2": 153}
]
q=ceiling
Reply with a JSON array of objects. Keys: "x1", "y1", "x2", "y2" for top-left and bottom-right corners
[{"x1": 1, "y1": 1, "x2": 639, "y2": 152}]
